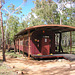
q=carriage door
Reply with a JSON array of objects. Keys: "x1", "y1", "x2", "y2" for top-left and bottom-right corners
[{"x1": 41, "y1": 36, "x2": 51, "y2": 55}]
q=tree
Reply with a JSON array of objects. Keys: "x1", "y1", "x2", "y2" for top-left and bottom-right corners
[
  {"x1": 26, "y1": 12, "x2": 44, "y2": 27},
  {"x1": 2, "y1": 0, "x2": 27, "y2": 45},
  {"x1": 0, "y1": 0, "x2": 27, "y2": 61},
  {"x1": 0, "y1": 0, "x2": 6, "y2": 61},
  {"x1": 56, "y1": 0, "x2": 75, "y2": 48},
  {"x1": 3, "y1": 0, "x2": 27, "y2": 42},
  {"x1": 27, "y1": 0, "x2": 60, "y2": 26},
  {"x1": 56, "y1": 0, "x2": 75, "y2": 25},
  {"x1": 7, "y1": 16, "x2": 19, "y2": 41}
]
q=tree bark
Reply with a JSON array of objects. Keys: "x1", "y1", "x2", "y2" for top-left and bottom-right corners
[{"x1": 0, "y1": 1, "x2": 6, "y2": 61}]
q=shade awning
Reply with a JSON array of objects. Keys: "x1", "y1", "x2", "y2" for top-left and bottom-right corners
[{"x1": 15, "y1": 24, "x2": 75, "y2": 37}]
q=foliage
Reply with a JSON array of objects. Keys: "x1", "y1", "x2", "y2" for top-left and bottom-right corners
[
  {"x1": 28, "y1": 0, "x2": 60, "y2": 25},
  {"x1": 7, "y1": 16, "x2": 19, "y2": 41},
  {"x1": 3, "y1": 3, "x2": 23, "y2": 42},
  {"x1": 56, "y1": 0, "x2": 75, "y2": 26},
  {"x1": 7, "y1": 4, "x2": 22, "y2": 15},
  {"x1": 27, "y1": 13, "x2": 45, "y2": 27},
  {"x1": 25, "y1": 0, "x2": 75, "y2": 27}
]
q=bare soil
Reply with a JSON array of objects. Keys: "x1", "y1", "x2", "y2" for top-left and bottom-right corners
[{"x1": 0, "y1": 51, "x2": 75, "y2": 75}]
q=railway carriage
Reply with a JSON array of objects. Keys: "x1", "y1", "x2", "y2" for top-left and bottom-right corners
[{"x1": 14, "y1": 24, "x2": 75, "y2": 59}]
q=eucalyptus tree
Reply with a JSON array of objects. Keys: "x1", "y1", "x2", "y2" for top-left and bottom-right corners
[
  {"x1": 3, "y1": 4, "x2": 22, "y2": 40},
  {"x1": 0, "y1": 0, "x2": 27, "y2": 61},
  {"x1": 56, "y1": 0, "x2": 75, "y2": 47},
  {"x1": 7, "y1": 16, "x2": 20, "y2": 41},
  {"x1": 3, "y1": 0, "x2": 27, "y2": 42},
  {"x1": 0, "y1": 0, "x2": 6, "y2": 61},
  {"x1": 26, "y1": 12, "x2": 45, "y2": 27},
  {"x1": 56, "y1": 0, "x2": 75, "y2": 25},
  {"x1": 30, "y1": 0, "x2": 60, "y2": 25}
]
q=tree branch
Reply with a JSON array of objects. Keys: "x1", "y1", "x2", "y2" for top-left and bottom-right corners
[
  {"x1": 3, "y1": 7, "x2": 10, "y2": 15},
  {"x1": 11, "y1": 2, "x2": 24, "y2": 15}
]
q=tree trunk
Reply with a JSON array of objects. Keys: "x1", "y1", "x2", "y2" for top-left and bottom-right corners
[{"x1": 0, "y1": 1, "x2": 6, "y2": 61}]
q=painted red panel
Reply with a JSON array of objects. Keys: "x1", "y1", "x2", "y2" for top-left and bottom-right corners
[
  {"x1": 30, "y1": 40, "x2": 41, "y2": 55},
  {"x1": 41, "y1": 38, "x2": 50, "y2": 55}
]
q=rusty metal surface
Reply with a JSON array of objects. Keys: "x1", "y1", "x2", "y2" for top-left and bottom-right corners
[{"x1": 15, "y1": 24, "x2": 75, "y2": 37}]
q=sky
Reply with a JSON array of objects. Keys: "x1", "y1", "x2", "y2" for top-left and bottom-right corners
[
  {"x1": 3, "y1": 0, "x2": 56, "y2": 17},
  {"x1": 2, "y1": 0, "x2": 74, "y2": 20},
  {"x1": 3, "y1": 0, "x2": 37, "y2": 16}
]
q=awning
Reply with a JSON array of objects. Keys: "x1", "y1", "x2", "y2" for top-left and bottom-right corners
[{"x1": 15, "y1": 24, "x2": 75, "y2": 37}]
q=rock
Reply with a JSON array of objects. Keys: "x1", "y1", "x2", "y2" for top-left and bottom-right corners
[
  {"x1": 17, "y1": 71, "x2": 21, "y2": 75},
  {"x1": 13, "y1": 66, "x2": 15, "y2": 68},
  {"x1": 17, "y1": 71, "x2": 25, "y2": 75},
  {"x1": 21, "y1": 71, "x2": 28, "y2": 74},
  {"x1": 58, "y1": 59, "x2": 62, "y2": 62},
  {"x1": 11, "y1": 66, "x2": 15, "y2": 69}
]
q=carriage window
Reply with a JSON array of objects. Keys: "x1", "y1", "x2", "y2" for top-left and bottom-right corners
[{"x1": 43, "y1": 36, "x2": 49, "y2": 38}]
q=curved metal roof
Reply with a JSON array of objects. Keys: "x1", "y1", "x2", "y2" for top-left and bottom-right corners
[{"x1": 15, "y1": 24, "x2": 75, "y2": 37}]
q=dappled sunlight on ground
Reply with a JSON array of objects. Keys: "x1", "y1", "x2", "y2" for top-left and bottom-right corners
[
  {"x1": 3, "y1": 57, "x2": 75, "y2": 75},
  {"x1": 0, "y1": 51, "x2": 75, "y2": 75}
]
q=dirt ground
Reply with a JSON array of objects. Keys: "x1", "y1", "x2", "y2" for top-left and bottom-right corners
[{"x1": 0, "y1": 51, "x2": 75, "y2": 75}]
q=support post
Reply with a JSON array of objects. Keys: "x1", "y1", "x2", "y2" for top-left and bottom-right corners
[
  {"x1": 18, "y1": 39, "x2": 19, "y2": 52},
  {"x1": 59, "y1": 33, "x2": 62, "y2": 53},
  {"x1": 23, "y1": 37, "x2": 24, "y2": 56},
  {"x1": 28, "y1": 30, "x2": 30, "y2": 59},
  {"x1": 19, "y1": 39, "x2": 20, "y2": 54},
  {"x1": 17, "y1": 40, "x2": 18, "y2": 52},
  {"x1": 70, "y1": 31, "x2": 72, "y2": 54}
]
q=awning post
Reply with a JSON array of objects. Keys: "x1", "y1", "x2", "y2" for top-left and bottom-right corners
[
  {"x1": 70, "y1": 31, "x2": 72, "y2": 54},
  {"x1": 28, "y1": 30, "x2": 31, "y2": 59},
  {"x1": 23, "y1": 37, "x2": 24, "y2": 56},
  {"x1": 59, "y1": 33, "x2": 62, "y2": 53}
]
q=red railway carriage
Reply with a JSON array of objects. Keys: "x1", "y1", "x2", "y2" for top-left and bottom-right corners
[{"x1": 14, "y1": 24, "x2": 75, "y2": 59}]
